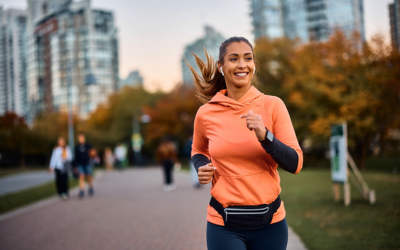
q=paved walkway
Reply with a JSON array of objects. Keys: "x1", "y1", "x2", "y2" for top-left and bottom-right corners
[
  {"x1": 0, "y1": 168, "x2": 307, "y2": 250},
  {"x1": 0, "y1": 171, "x2": 53, "y2": 196}
]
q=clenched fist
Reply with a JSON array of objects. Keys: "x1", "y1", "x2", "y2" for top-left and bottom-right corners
[
  {"x1": 240, "y1": 110, "x2": 267, "y2": 141},
  {"x1": 198, "y1": 163, "x2": 217, "y2": 185}
]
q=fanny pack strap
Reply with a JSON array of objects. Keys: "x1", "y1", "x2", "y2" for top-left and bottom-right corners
[{"x1": 209, "y1": 195, "x2": 281, "y2": 222}]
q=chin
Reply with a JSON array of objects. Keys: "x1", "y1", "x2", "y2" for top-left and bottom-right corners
[{"x1": 233, "y1": 80, "x2": 251, "y2": 88}]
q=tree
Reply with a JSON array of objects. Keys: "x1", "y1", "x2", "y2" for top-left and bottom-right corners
[
  {"x1": 143, "y1": 85, "x2": 201, "y2": 156},
  {"x1": 0, "y1": 112, "x2": 28, "y2": 166},
  {"x1": 81, "y1": 86, "x2": 164, "y2": 153},
  {"x1": 281, "y1": 31, "x2": 400, "y2": 168}
]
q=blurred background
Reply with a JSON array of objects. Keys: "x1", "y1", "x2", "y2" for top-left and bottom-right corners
[{"x1": 0, "y1": 0, "x2": 399, "y2": 249}]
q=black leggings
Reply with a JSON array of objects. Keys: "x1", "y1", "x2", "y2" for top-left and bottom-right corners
[
  {"x1": 207, "y1": 218, "x2": 288, "y2": 250},
  {"x1": 55, "y1": 169, "x2": 69, "y2": 195},
  {"x1": 162, "y1": 160, "x2": 174, "y2": 185}
]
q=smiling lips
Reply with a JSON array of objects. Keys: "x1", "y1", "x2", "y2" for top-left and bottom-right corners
[{"x1": 234, "y1": 72, "x2": 249, "y2": 77}]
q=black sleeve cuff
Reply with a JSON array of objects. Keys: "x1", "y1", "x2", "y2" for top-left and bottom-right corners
[
  {"x1": 260, "y1": 132, "x2": 299, "y2": 174},
  {"x1": 191, "y1": 154, "x2": 210, "y2": 173}
]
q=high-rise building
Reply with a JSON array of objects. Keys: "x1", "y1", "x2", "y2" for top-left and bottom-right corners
[
  {"x1": 389, "y1": 0, "x2": 400, "y2": 51},
  {"x1": 181, "y1": 26, "x2": 225, "y2": 85},
  {"x1": 0, "y1": 8, "x2": 28, "y2": 118},
  {"x1": 250, "y1": 0, "x2": 365, "y2": 42},
  {"x1": 119, "y1": 70, "x2": 143, "y2": 89},
  {"x1": 26, "y1": 0, "x2": 119, "y2": 119},
  {"x1": 250, "y1": 0, "x2": 284, "y2": 39}
]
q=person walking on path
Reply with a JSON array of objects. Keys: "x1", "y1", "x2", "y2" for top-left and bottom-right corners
[
  {"x1": 184, "y1": 135, "x2": 201, "y2": 188},
  {"x1": 156, "y1": 137, "x2": 178, "y2": 192},
  {"x1": 74, "y1": 132, "x2": 94, "y2": 199},
  {"x1": 114, "y1": 143, "x2": 127, "y2": 171},
  {"x1": 187, "y1": 37, "x2": 303, "y2": 250},
  {"x1": 49, "y1": 136, "x2": 72, "y2": 200},
  {"x1": 104, "y1": 147, "x2": 114, "y2": 171}
]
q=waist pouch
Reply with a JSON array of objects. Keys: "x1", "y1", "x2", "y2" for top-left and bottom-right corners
[{"x1": 209, "y1": 195, "x2": 281, "y2": 230}]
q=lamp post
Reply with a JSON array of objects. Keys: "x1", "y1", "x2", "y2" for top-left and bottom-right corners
[
  {"x1": 67, "y1": 56, "x2": 74, "y2": 157},
  {"x1": 132, "y1": 114, "x2": 150, "y2": 166}
]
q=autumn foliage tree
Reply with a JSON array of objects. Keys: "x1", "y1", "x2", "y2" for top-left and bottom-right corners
[
  {"x1": 255, "y1": 31, "x2": 400, "y2": 169},
  {"x1": 143, "y1": 85, "x2": 202, "y2": 156}
]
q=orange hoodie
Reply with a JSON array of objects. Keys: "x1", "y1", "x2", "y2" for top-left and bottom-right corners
[{"x1": 192, "y1": 86, "x2": 303, "y2": 226}]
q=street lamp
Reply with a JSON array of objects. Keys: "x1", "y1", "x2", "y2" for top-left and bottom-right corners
[{"x1": 132, "y1": 114, "x2": 150, "y2": 166}]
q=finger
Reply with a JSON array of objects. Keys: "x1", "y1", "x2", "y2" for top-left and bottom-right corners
[
  {"x1": 198, "y1": 172, "x2": 214, "y2": 177},
  {"x1": 248, "y1": 110, "x2": 254, "y2": 115},
  {"x1": 198, "y1": 177, "x2": 210, "y2": 181},
  {"x1": 199, "y1": 177, "x2": 211, "y2": 182},
  {"x1": 199, "y1": 166, "x2": 217, "y2": 172},
  {"x1": 199, "y1": 178, "x2": 212, "y2": 184},
  {"x1": 240, "y1": 114, "x2": 248, "y2": 119},
  {"x1": 248, "y1": 124, "x2": 259, "y2": 130}
]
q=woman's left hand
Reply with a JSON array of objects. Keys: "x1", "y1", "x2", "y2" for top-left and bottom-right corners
[{"x1": 240, "y1": 110, "x2": 267, "y2": 141}]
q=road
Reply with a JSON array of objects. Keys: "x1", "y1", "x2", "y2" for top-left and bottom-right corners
[{"x1": 0, "y1": 168, "x2": 307, "y2": 250}]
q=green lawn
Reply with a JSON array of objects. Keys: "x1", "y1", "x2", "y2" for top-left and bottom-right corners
[
  {"x1": 0, "y1": 167, "x2": 47, "y2": 177},
  {"x1": 280, "y1": 168, "x2": 400, "y2": 250},
  {"x1": 0, "y1": 178, "x2": 78, "y2": 215}
]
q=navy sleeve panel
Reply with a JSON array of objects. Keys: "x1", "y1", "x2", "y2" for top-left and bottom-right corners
[
  {"x1": 260, "y1": 134, "x2": 299, "y2": 174},
  {"x1": 192, "y1": 154, "x2": 210, "y2": 173}
]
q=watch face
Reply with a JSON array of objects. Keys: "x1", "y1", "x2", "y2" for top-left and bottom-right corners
[{"x1": 267, "y1": 131, "x2": 274, "y2": 142}]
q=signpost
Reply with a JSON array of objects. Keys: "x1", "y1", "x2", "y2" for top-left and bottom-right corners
[
  {"x1": 330, "y1": 122, "x2": 376, "y2": 206},
  {"x1": 330, "y1": 123, "x2": 350, "y2": 206}
]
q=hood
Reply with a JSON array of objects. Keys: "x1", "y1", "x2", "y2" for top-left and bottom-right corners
[{"x1": 208, "y1": 86, "x2": 264, "y2": 110}]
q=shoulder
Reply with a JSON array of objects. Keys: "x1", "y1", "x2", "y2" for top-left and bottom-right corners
[
  {"x1": 254, "y1": 95, "x2": 285, "y2": 111},
  {"x1": 53, "y1": 147, "x2": 61, "y2": 153},
  {"x1": 195, "y1": 103, "x2": 215, "y2": 120}
]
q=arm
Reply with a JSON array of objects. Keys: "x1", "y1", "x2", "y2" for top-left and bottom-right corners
[
  {"x1": 241, "y1": 99, "x2": 303, "y2": 174},
  {"x1": 191, "y1": 108, "x2": 211, "y2": 173},
  {"x1": 49, "y1": 148, "x2": 58, "y2": 170},
  {"x1": 266, "y1": 98, "x2": 303, "y2": 174},
  {"x1": 66, "y1": 146, "x2": 73, "y2": 161},
  {"x1": 260, "y1": 131, "x2": 299, "y2": 173}
]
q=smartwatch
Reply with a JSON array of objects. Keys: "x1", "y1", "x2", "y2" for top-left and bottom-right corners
[{"x1": 263, "y1": 129, "x2": 274, "y2": 144}]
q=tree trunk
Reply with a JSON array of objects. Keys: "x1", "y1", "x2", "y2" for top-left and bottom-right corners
[{"x1": 357, "y1": 137, "x2": 369, "y2": 170}]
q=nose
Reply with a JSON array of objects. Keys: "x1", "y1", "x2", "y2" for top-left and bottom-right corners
[{"x1": 238, "y1": 59, "x2": 246, "y2": 69}]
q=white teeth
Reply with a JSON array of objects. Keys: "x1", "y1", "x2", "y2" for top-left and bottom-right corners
[{"x1": 235, "y1": 73, "x2": 247, "y2": 76}]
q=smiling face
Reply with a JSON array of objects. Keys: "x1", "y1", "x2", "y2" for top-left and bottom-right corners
[{"x1": 218, "y1": 41, "x2": 255, "y2": 90}]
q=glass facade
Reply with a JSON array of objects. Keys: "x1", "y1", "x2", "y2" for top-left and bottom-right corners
[
  {"x1": 27, "y1": 0, "x2": 119, "y2": 118},
  {"x1": 250, "y1": 0, "x2": 365, "y2": 42},
  {"x1": 0, "y1": 8, "x2": 28, "y2": 118},
  {"x1": 251, "y1": 0, "x2": 284, "y2": 39},
  {"x1": 389, "y1": 0, "x2": 400, "y2": 51}
]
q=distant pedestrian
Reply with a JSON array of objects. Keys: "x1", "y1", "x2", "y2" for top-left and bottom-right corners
[
  {"x1": 114, "y1": 143, "x2": 127, "y2": 170},
  {"x1": 104, "y1": 147, "x2": 114, "y2": 171},
  {"x1": 49, "y1": 136, "x2": 72, "y2": 200},
  {"x1": 184, "y1": 135, "x2": 201, "y2": 188},
  {"x1": 156, "y1": 137, "x2": 177, "y2": 191},
  {"x1": 74, "y1": 132, "x2": 94, "y2": 199},
  {"x1": 89, "y1": 148, "x2": 100, "y2": 168}
]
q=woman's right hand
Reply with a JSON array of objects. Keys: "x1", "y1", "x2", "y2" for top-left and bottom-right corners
[{"x1": 198, "y1": 163, "x2": 216, "y2": 184}]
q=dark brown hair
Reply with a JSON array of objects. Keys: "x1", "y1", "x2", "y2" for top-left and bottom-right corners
[{"x1": 185, "y1": 37, "x2": 257, "y2": 104}]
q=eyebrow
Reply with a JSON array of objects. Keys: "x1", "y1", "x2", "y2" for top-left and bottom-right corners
[{"x1": 228, "y1": 53, "x2": 253, "y2": 57}]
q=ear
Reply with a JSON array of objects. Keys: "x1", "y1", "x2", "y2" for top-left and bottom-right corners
[{"x1": 217, "y1": 62, "x2": 222, "y2": 74}]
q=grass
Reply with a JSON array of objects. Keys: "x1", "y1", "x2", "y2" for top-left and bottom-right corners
[
  {"x1": 0, "y1": 178, "x2": 79, "y2": 215},
  {"x1": 0, "y1": 166, "x2": 47, "y2": 177},
  {"x1": 280, "y1": 168, "x2": 400, "y2": 250}
]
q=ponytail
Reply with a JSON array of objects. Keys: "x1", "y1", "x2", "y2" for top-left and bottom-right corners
[{"x1": 185, "y1": 48, "x2": 225, "y2": 104}]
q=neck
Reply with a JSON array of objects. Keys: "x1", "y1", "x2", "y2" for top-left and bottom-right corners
[{"x1": 226, "y1": 84, "x2": 251, "y2": 101}]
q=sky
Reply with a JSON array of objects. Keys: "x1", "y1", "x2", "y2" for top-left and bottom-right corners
[{"x1": 0, "y1": 0, "x2": 394, "y2": 92}]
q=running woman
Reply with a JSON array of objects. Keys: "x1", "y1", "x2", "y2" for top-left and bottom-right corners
[{"x1": 187, "y1": 37, "x2": 303, "y2": 250}]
